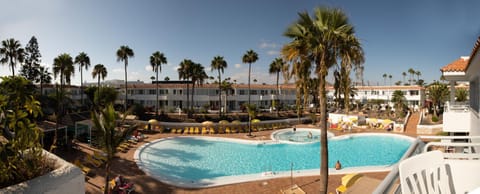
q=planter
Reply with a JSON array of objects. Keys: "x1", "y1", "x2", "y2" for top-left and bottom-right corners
[{"x1": 0, "y1": 150, "x2": 85, "y2": 194}]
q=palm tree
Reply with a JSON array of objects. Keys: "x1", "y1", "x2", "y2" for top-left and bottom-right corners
[
  {"x1": 52, "y1": 53, "x2": 74, "y2": 150},
  {"x1": 116, "y1": 45, "x2": 134, "y2": 112},
  {"x1": 415, "y1": 70, "x2": 421, "y2": 85},
  {"x1": 242, "y1": 49, "x2": 258, "y2": 136},
  {"x1": 338, "y1": 37, "x2": 364, "y2": 113},
  {"x1": 38, "y1": 66, "x2": 52, "y2": 96},
  {"x1": 92, "y1": 64, "x2": 108, "y2": 105},
  {"x1": 92, "y1": 104, "x2": 135, "y2": 194},
  {"x1": 391, "y1": 90, "x2": 405, "y2": 114},
  {"x1": 455, "y1": 88, "x2": 468, "y2": 102},
  {"x1": 0, "y1": 38, "x2": 25, "y2": 76},
  {"x1": 283, "y1": 7, "x2": 363, "y2": 193},
  {"x1": 388, "y1": 75, "x2": 392, "y2": 86},
  {"x1": 382, "y1": 73, "x2": 387, "y2": 86},
  {"x1": 150, "y1": 51, "x2": 167, "y2": 119},
  {"x1": 211, "y1": 56, "x2": 228, "y2": 117},
  {"x1": 408, "y1": 68, "x2": 415, "y2": 85},
  {"x1": 269, "y1": 58, "x2": 283, "y2": 116},
  {"x1": 427, "y1": 81, "x2": 450, "y2": 117},
  {"x1": 178, "y1": 59, "x2": 194, "y2": 114},
  {"x1": 190, "y1": 62, "x2": 208, "y2": 112},
  {"x1": 74, "y1": 52, "x2": 91, "y2": 107},
  {"x1": 402, "y1": 72, "x2": 407, "y2": 85}
]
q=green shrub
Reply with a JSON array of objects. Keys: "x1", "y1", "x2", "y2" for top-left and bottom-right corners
[{"x1": 431, "y1": 115, "x2": 439, "y2": 122}]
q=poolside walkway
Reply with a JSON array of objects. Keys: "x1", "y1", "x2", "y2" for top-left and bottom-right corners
[{"x1": 57, "y1": 124, "x2": 412, "y2": 194}]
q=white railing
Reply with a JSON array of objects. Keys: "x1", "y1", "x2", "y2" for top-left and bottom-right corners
[{"x1": 374, "y1": 136, "x2": 480, "y2": 194}]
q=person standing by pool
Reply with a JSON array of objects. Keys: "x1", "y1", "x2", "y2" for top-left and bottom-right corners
[
  {"x1": 293, "y1": 126, "x2": 296, "y2": 133},
  {"x1": 335, "y1": 160, "x2": 342, "y2": 170}
]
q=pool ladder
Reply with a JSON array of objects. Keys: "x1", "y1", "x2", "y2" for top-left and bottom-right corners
[{"x1": 262, "y1": 165, "x2": 274, "y2": 176}]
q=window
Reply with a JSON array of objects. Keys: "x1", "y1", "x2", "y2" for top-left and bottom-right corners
[
  {"x1": 409, "y1": 90, "x2": 419, "y2": 96},
  {"x1": 251, "y1": 90, "x2": 258, "y2": 95},
  {"x1": 149, "y1": 90, "x2": 155, "y2": 95},
  {"x1": 239, "y1": 90, "x2": 246, "y2": 95}
]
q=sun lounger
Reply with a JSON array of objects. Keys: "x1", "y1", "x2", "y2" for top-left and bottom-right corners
[
  {"x1": 194, "y1": 127, "x2": 200, "y2": 134},
  {"x1": 94, "y1": 151, "x2": 108, "y2": 162},
  {"x1": 189, "y1": 127, "x2": 195, "y2": 134},
  {"x1": 74, "y1": 159, "x2": 92, "y2": 175},
  {"x1": 336, "y1": 173, "x2": 363, "y2": 194},
  {"x1": 86, "y1": 154, "x2": 103, "y2": 167},
  {"x1": 209, "y1": 127, "x2": 215, "y2": 134},
  {"x1": 201, "y1": 127, "x2": 208, "y2": 134}
]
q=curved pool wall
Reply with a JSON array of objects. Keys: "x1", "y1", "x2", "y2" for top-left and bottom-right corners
[
  {"x1": 134, "y1": 133, "x2": 415, "y2": 188},
  {"x1": 271, "y1": 128, "x2": 334, "y2": 143}
]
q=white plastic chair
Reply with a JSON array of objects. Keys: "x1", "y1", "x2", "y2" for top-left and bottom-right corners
[{"x1": 399, "y1": 150, "x2": 455, "y2": 194}]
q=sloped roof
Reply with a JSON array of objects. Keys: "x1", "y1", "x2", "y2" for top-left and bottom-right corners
[
  {"x1": 440, "y1": 57, "x2": 469, "y2": 72},
  {"x1": 466, "y1": 36, "x2": 480, "y2": 71}
]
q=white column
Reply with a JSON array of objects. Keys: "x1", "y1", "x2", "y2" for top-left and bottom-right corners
[{"x1": 450, "y1": 81, "x2": 456, "y2": 104}]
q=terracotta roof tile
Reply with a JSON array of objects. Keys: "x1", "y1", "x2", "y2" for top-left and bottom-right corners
[
  {"x1": 466, "y1": 36, "x2": 480, "y2": 71},
  {"x1": 440, "y1": 57, "x2": 469, "y2": 72}
]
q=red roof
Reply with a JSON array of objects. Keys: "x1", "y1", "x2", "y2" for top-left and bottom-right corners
[{"x1": 440, "y1": 57, "x2": 469, "y2": 72}]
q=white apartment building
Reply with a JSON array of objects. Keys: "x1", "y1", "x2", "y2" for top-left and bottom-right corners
[
  {"x1": 441, "y1": 37, "x2": 480, "y2": 137},
  {"x1": 41, "y1": 80, "x2": 426, "y2": 112}
]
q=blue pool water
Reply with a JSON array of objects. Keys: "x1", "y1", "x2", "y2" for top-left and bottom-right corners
[{"x1": 136, "y1": 134, "x2": 412, "y2": 186}]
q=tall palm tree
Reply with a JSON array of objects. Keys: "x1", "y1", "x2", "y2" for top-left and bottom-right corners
[
  {"x1": 211, "y1": 56, "x2": 228, "y2": 117},
  {"x1": 402, "y1": 72, "x2": 407, "y2": 84},
  {"x1": 52, "y1": 53, "x2": 74, "y2": 149},
  {"x1": 74, "y1": 52, "x2": 91, "y2": 107},
  {"x1": 283, "y1": 7, "x2": 363, "y2": 193},
  {"x1": 338, "y1": 37, "x2": 364, "y2": 113},
  {"x1": 388, "y1": 75, "x2": 392, "y2": 86},
  {"x1": 116, "y1": 45, "x2": 134, "y2": 111},
  {"x1": 38, "y1": 66, "x2": 52, "y2": 96},
  {"x1": 242, "y1": 49, "x2": 258, "y2": 136},
  {"x1": 408, "y1": 68, "x2": 415, "y2": 85},
  {"x1": 415, "y1": 70, "x2": 421, "y2": 85},
  {"x1": 92, "y1": 104, "x2": 135, "y2": 194},
  {"x1": 382, "y1": 73, "x2": 387, "y2": 86},
  {"x1": 150, "y1": 51, "x2": 167, "y2": 119},
  {"x1": 190, "y1": 62, "x2": 208, "y2": 111},
  {"x1": 269, "y1": 58, "x2": 283, "y2": 116},
  {"x1": 178, "y1": 59, "x2": 194, "y2": 114},
  {"x1": 92, "y1": 64, "x2": 108, "y2": 105},
  {"x1": 0, "y1": 38, "x2": 25, "y2": 76}
]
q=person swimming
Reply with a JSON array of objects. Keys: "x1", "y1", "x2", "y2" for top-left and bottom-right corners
[
  {"x1": 335, "y1": 160, "x2": 342, "y2": 170},
  {"x1": 307, "y1": 131, "x2": 313, "y2": 139}
]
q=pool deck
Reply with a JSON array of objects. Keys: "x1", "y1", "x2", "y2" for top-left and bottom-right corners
[{"x1": 60, "y1": 125, "x2": 415, "y2": 194}]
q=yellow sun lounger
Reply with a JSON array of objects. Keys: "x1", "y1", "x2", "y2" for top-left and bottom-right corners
[
  {"x1": 336, "y1": 173, "x2": 363, "y2": 194},
  {"x1": 86, "y1": 154, "x2": 103, "y2": 167},
  {"x1": 74, "y1": 159, "x2": 92, "y2": 175}
]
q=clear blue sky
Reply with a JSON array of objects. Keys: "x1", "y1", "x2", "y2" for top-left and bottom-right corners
[{"x1": 0, "y1": 0, "x2": 479, "y2": 86}]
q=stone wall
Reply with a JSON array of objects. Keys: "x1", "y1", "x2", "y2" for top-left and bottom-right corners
[
  {"x1": 416, "y1": 124, "x2": 443, "y2": 135},
  {"x1": 0, "y1": 150, "x2": 85, "y2": 194}
]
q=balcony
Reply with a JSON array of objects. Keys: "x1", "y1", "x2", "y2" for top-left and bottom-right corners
[{"x1": 443, "y1": 102, "x2": 472, "y2": 133}]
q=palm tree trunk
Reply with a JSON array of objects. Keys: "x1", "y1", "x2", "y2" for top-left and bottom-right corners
[
  {"x1": 318, "y1": 60, "x2": 329, "y2": 194},
  {"x1": 276, "y1": 71, "x2": 279, "y2": 117},
  {"x1": 156, "y1": 69, "x2": 159, "y2": 120},
  {"x1": 104, "y1": 162, "x2": 110, "y2": 194},
  {"x1": 218, "y1": 69, "x2": 222, "y2": 117},
  {"x1": 248, "y1": 63, "x2": 252, "y2": 136},
  {"x1": 124, "y1": 60, "x2": 128, "y2": 112},
  {"x1": 186, "y1": 82, "x2": 190, "y2": 117},
  {"x1": 98, "y1": 77, "x2": 101, "y2": 105},
  {"x1": 190, "y1": 81, "x2": 195, "y2": 113},
  {"x1": 81, "y1": 68, "x2": 84, "y2": 108},
  {"x1": 11, "y1": 61, "x2": 15, "y2": 77}
]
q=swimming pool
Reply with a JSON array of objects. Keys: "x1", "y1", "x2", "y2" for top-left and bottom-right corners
[{"x1": 135, "y1": 133, "x2": 414, "y2": 188}]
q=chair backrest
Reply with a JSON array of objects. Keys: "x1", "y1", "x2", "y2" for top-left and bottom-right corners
[{"x1": 399, "y1": 150, "x2": 455, "y2": 194}]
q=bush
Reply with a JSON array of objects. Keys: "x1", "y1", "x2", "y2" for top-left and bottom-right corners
[{"x1": 431, "y1": 115, "x2": 439, "y2": 122}]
